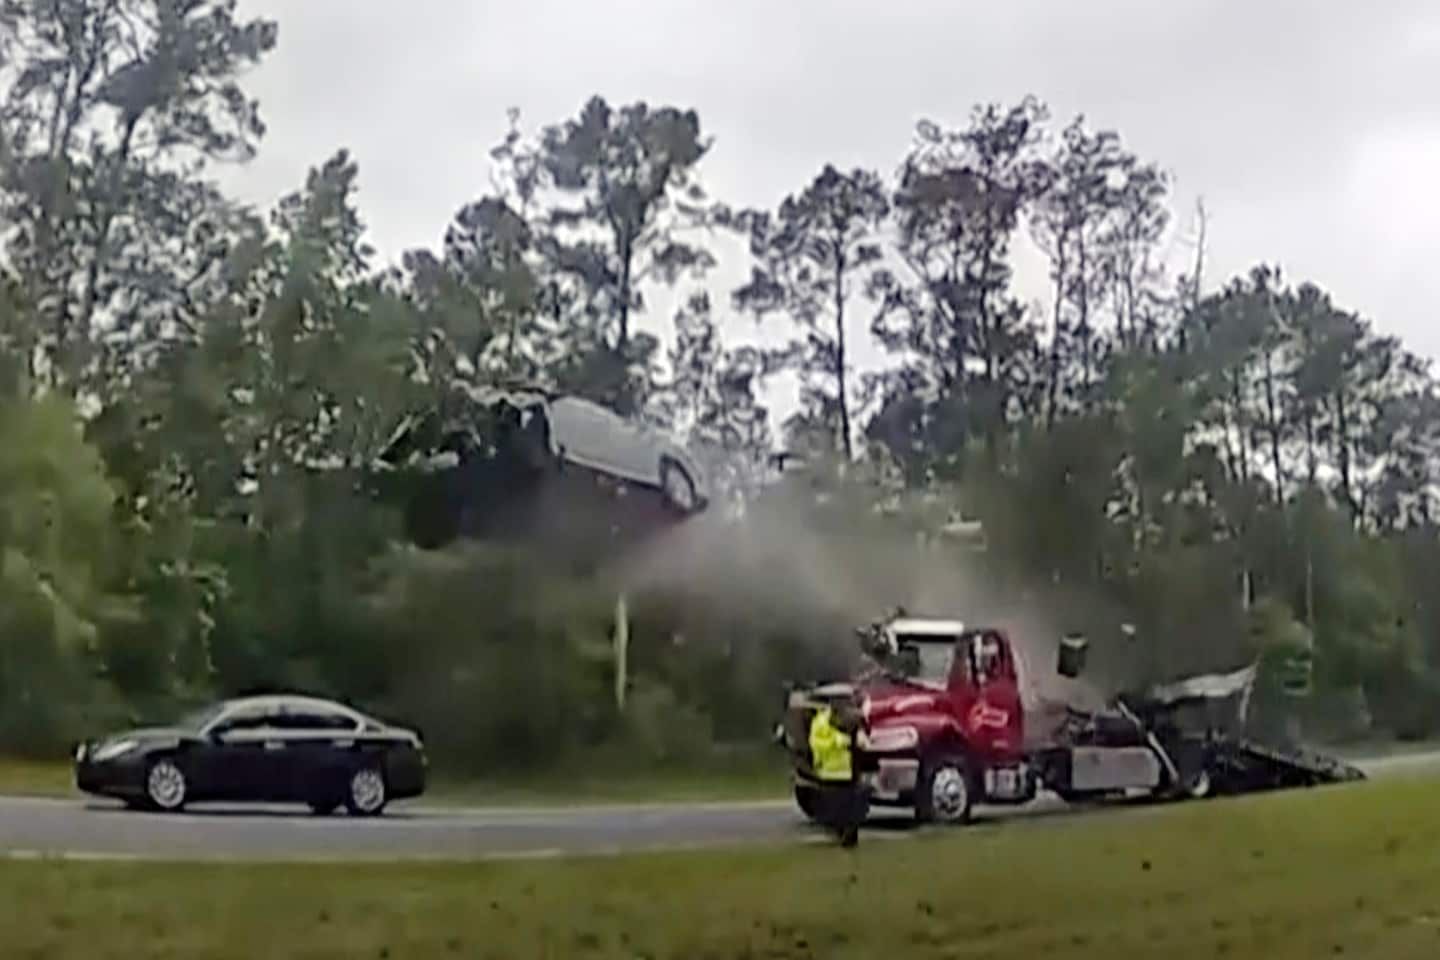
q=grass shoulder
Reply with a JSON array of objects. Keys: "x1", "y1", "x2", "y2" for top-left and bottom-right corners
[{"x1": 2, "y1": 778, "x2": 1438, "y2": 958}]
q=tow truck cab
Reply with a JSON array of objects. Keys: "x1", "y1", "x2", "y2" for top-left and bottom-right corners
[
  {"x1": 782, "y1": 616, "x2": 1039, "y2": 824},
  {"x1": 855, "y1": 618, "x2": 1036, "y2": 813}
]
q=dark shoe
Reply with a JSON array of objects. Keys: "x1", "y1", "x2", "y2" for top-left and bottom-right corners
[{"x1": 840, "y1": 828, "x2": 859, "y2": 848}]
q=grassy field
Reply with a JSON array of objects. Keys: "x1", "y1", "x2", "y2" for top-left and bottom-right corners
[
  {"x1": 3, "y1": 777, "x2": 1439, "y2": 959},
  {"x1": 0, "y1": 759, "x2": 74, "y2": 798}
]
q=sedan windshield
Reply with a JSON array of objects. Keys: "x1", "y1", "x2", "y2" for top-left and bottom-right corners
[{"x1": 176, "y1": 703, "x2": 227, "y2": 733}]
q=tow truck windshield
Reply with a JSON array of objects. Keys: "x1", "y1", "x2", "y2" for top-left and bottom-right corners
[
  {"x1": 885, "y1": 633, "x2": 960, "y2": 687},
  {"x1": 871, "y1": 629, "x2": 1007, "y2": 689}
]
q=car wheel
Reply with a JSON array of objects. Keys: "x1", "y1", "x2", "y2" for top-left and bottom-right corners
[
  {"x1": 144, "y1": 758, "x2": 188, "y2": 812},
  {"x1": 345, "y1": 765, "x2": 388, "y2": 817},
  {"x1": 1183, "y1": 768, "x2": 1213, "y2": 800},
  {"x1": 915, "y1": 754, "x2": 973, "y2": 825},
  {"x1": 659, "y1": 459, "x2": 697, "y2": 513}
]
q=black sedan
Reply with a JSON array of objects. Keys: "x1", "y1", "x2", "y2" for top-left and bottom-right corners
[{"x1": 73, "y1": 694, "x2": 427, "y2": 816}]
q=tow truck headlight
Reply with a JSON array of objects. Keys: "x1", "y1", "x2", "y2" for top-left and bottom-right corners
[
  {"x1": 91, "y1": 739, "x2": 138, "y2": 763},
  {"x1": 865, "y1": 725, "x2": 919, "y2": 752}
]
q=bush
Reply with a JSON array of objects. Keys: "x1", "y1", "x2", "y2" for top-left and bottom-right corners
[
  {"x1": 609, "y1": 676, "x2": 714, "y2": 767},
  {"x1": 353, "y1": 544, "x2": 618, "y2": 776}
]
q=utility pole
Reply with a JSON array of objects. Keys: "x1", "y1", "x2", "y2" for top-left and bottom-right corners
[
  {"x1": 613, "y1": 592, "x2": 629, "y2": 712},
  {"x1": 1304, "y1": 549, "x2": 1315, "y2": 630}
]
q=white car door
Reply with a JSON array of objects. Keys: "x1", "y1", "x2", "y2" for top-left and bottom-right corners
[
  {"x1": 546, "y1": 397, "x2": 642, "y2": 480},
  {"x1": 607, "y1": 411, "x2": 665, "y2": 485}
]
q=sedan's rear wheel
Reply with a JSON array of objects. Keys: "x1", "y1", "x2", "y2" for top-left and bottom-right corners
[
  {"x1": 145, "y1": 758, "x2": 187, "y2": 812},
  {"x1": 345, "y1": 766, "x2": 387, "y2": 817},
  {"x1": 660, "y1": 460, "x2": 698, "y2": 513}
]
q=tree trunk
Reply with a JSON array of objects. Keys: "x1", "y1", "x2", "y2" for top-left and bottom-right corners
[
  {"x1": 617, "y1": 234, "x2": 633, "y2": 349},
  {"x1": 1303, "y1": 408, "x2": 1318, "y2": 485},
  {"x1": 1044, "y1": 243, "x2": 1068, "y2": 430},
  {"x1": 1334, "y1": 387, "x2": 1356, "y2": 522},
  {"x1": 72, "y1": 112, "x2": 140, "y2": 390},
  {"x1": 834, "y1": 255, "x2": 852, "y2": 460},
  {"x1": 1077, "y1": 236, "x2": 1091, "y2": 407},
  {"x1": 1230, "y1": 368, "x2": 1249, "y2": 484},
  {"x1": 1262, "y1": 348, "x2": 1285, "y2": 506},
  {"x1": 33, "y1": 6, "x2": 116, "y2": 389}
]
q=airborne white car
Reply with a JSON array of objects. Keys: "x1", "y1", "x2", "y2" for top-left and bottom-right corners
[
  {"x1": 497, "y1": 389, "x2": 710, "y2": 515},
  {"x1": 380, "y1": 383, "x2": 711, "y2": 515}
]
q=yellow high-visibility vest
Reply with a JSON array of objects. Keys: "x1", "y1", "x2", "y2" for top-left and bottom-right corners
[{"x1": 808, "y1": 706, "x2": 853, "y2": 781}]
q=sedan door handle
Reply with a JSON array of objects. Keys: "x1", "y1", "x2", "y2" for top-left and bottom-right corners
[{"x1": 263, "y1": 740, "x2": 284, "y2": 750}]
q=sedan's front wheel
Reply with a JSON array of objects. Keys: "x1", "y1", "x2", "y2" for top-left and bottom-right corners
[
  {"x1": 345, "y1": 766, "x2": 388, "y2": 817},
  {"x1": 144, "y1": 758, "x2": 187, "y2": 812}
]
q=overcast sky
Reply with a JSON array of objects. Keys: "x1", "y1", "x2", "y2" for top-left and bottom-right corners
[{"x1": 221, "y1": 0, "x2": 1440, "y2": 418}]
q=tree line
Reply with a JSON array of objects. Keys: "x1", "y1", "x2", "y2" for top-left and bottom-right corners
[{"x1": 0, "y1": 2, "x2": 1435, "y2": 771}]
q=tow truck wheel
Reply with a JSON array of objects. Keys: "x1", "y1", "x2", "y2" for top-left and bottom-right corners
[
  {"x1": 1183, "y1": 768, "x2": 1212, "y2": 800},
  {"x1": 916, "y1": 755, "x2": 974, "y2": 825}
]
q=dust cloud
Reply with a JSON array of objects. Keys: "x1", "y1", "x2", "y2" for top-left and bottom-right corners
[{"x1": 607, "y1": 480, "x2": 1117, "y2": 714}]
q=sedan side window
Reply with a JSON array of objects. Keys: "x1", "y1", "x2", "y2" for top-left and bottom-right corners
[
  {"x1": 210, "y1": 709, "x2": 274, "y2": 736},
  {"x1": 275, "y1": 708, "x2": 358, "y2": 732}
]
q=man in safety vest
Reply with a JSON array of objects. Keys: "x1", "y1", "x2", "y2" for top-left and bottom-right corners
[{"x1": 808, "y1": 695, "x2": 866, "y2": 847}]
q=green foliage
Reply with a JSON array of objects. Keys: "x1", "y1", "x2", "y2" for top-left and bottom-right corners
[
  {"x1": 0, "y1": 395, "x2": 122, "y2": 751},
  {"x1": 0, "y1": 1, "x2": 1436, "y2": 776}
]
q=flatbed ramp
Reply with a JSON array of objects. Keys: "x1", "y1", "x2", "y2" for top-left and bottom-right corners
[{"x1": 1210, "y1": 738, "x2": 1367, "y2": 795}]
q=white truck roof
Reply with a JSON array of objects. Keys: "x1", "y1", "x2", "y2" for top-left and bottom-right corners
[{"x1": 887, "y1": 618, "x2": 967, "y2": 639}]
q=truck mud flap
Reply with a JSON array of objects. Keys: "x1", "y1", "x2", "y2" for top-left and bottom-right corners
[{"x1": 1208, "y1": 738, "x2": 1367, "y2": 795}]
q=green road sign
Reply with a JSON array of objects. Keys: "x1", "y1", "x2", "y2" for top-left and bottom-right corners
[{"x1": 1280, "y1": 647, "x2": 1313, "y2": 697}]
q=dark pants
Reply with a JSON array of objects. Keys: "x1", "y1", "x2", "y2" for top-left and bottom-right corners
[{"x1": 818, "y1": 779, "x2": 865, "y2": 847}]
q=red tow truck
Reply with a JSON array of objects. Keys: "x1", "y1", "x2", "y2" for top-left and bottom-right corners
[{"x1": 778, "y1": 612, "x2": 1364, "y2": 825}]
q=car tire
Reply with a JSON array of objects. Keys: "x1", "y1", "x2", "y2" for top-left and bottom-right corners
[
  {"x1": 915, "y1": 754, "x2": 974, "y2": 825},
  {"x1": 144, "y1": 757, "x2": 188, "y2": 812},
  {"x1": 344, "y1": 764, "x2": 388, "y2": 817},
  {"x1": 1182, "y1": 768, "x2": 1213, "y2": 800},
  {"x1": 659, "y1": 459, "x2": 698, "y2": 513}
]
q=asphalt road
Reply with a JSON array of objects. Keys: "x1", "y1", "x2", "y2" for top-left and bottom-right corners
[{"x1": 1, "y1": 750, "x2": 1435, "y2": 863}]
